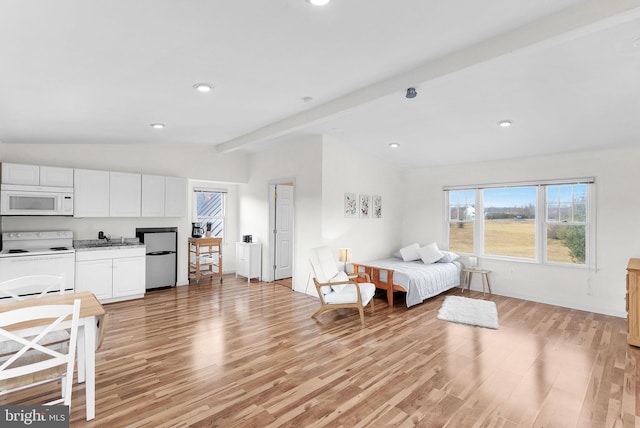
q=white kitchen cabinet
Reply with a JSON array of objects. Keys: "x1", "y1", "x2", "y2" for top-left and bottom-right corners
[
  {"x1": 75, "y1": 247, "x2": 145, "y2": 303},
  {"x1": 109, "y1": 171, "x2": 141, "y2": 217},
  {"x1": 39, "y1": 166, "x2": 74, "y2": 187},
  {"x1": 76, "y1": 259, "x2": 113, "y2": 300},
  {"x1": 165, "y1": 176, "x2": 187, "y2": 217},
  {"x1": 141, "y1": 174, "x2": 165, "y2": 217},
  {"x1": 236, "y1": 242, "x2": 262, "y2": 282},
  {"x1": 1, "y1": 163, "x2": 39, "y2": 185},
  {"x1": 1, "y1": 163, "x2": 74, "y2": 187},
  {"x1": 74, "y1": 169, "x2": 110, "y2": 217}
]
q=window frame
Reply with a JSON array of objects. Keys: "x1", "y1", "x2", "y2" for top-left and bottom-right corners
[
  {"x1": 192, "y1": 188, "x2": 227, "y2": 239},
  {"x1": 444, "y1": 179, "x2": 595, "y2": 269}
]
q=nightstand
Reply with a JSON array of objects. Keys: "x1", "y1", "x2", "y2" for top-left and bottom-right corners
[{"x1": 461, "y1": 268, "x2": 492, "y2": 297}]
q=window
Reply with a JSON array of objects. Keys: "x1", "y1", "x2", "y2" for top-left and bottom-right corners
[
  {"x1": 448, "y1": 189, "x2": 475, "y2": 254},
  {"x1": 445, "y1": 179, "x2": 593, "y2": 267},
  {"x1": 546, "y1": 184, "x2": 587, "y2": 264},
  {"x1": 484, "y1": 187, "x2": 536, "y2": 259},
  {"x1": 193, "y1": 189, "x2": 226, "y2": 238}
]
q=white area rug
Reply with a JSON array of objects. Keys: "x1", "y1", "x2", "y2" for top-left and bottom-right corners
[{"x1": 437, "y1": 296, "x2": 499, "y2": 329}]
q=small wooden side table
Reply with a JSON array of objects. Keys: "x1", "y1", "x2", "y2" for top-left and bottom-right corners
[{"x1": 461, "y1": 268, "x2": 492, "y2": 297}]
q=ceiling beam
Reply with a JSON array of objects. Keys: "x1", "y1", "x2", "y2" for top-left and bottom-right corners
[{"x1": 215, "y1": 0, "x2": 640, "y2": 153}]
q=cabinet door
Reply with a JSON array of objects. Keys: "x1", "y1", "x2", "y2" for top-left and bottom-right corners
[
  {"x1": 76, "y1": 259, "x2": 113, "y2": 300},
  {"x1": 250, "y1": 244, "x2": 262, "y2": 278},
  {"x1": 1, "y1": 163, "x2": 39, "y2": 185},
  {"x1": 236, "y1": 243, "x2": 248, "y2": 276},
  {"x1": 113, "y1": 256, "x2": 145, "y2": 297},
  {"x1": 40, "y1": 166, "x2": 74, "y2": 187},
  {"x1": 165, "y1": 176, "x2": 187, "y2": 217},
  {"x1": 141, "y1": 174, "x2": 165, "y2": 217},
  {"x1": 110, "y1": 172, "x2": 141, "y2": 217},
  {"x1": 74, "y1": 169, "x2": 110, "y2": 217}
]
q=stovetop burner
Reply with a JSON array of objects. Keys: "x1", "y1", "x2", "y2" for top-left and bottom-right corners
[
  {"x1": 7, "y1": 249, "x2": 29, "y2": 254},
  {"x1": 50, "y1": 247, "x2": 69, "y2": 251}
]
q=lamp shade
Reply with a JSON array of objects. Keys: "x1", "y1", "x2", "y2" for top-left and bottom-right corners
[{"x1": 338, "y1": 248, "x2": 352, "y2": 263}]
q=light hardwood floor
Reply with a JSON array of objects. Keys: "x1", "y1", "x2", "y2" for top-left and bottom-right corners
[{"x1": 3, "y1": 275, "x2": 639, "y2": 427}]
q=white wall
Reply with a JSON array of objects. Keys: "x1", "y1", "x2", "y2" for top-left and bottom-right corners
[
  {"x1": 321, "y1": 137, "x2": 404, "y2": 262},
  {"x1": 403, "y1": 146, "x2": 640, "y2": 317},
  {"x1": 239, "y1": 136, "x2": 323, "y2": 294},
  {"x1": 238, "y1": 135, "x2": 405, "y2": 296},
  {"x1": 0, "y1": 142, "x2": 248, "y2": 285}
]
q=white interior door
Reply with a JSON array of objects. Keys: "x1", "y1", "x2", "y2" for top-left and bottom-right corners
[{"x1": 274, "y1": 184, "x2": 293, "y2": 280}]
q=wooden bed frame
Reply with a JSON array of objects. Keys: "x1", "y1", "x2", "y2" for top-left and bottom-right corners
[{"x1": 352, "y1": 263, "x2": 406, "y2": 306}]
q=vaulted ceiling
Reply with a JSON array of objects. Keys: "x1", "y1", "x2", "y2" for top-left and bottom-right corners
[{"x1": 1, "y1": 0, "x2": 639, "y2": 169}]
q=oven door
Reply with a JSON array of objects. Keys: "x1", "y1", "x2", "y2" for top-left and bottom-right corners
[
  {"x1": 0, "y1": 253, "x2": 75, "y2": 296},
  {"x1": 0, "y1": 185, "x2": 73, "y2": 216}
]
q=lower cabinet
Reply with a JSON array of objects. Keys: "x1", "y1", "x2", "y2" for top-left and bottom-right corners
[
  {"x1": 76, "y1": 248, "x2": 146, "y2": 303},
  {"x1": 236, "y1": 242, "x2": 261, "y2": 282}
]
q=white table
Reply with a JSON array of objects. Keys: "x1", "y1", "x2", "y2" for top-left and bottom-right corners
[{"x1": 0, "y1": 291, "x2": 105, "y2": 420}]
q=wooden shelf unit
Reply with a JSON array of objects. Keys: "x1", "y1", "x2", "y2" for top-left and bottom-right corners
[
  {"x1": 627, "y1": 258, "x2": 640, "y2": 346},
  {"x1": 189, "y1": 237, "x2": 222, "y2": 284}
]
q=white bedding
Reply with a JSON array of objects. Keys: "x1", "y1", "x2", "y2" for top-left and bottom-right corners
[{"x1": 359, "y1": 258, "x2": 462, "y2": 307}]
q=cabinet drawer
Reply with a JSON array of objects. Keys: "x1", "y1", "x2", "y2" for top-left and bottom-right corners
[{"x1": 76, "y1": 247, "x2": 145, "y2": 261}]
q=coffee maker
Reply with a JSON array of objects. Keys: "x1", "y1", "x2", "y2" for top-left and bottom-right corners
[{"x1": 191, "y1": 222, "x2": 204, "y2": 238}]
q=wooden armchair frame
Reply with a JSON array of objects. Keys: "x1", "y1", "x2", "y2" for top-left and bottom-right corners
[{"x1": 311, "y1": 271, "x2": 374, "y2": 327}]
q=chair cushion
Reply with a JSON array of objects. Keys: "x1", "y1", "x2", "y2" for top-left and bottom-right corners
[
  {"x1": 330, "y1": 271, "x2": 350, "y2": 293},
  {"x1": 324, "y1": 283, "x2": 376, "y2": 305},
  {"x1": 313, "y1": 246, "x2": 340, "y2": 283}
]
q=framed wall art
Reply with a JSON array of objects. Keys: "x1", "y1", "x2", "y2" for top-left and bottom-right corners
[
  {"x1": 344, "y1": 193, "x2": 357, "y2": 217},
  {"x1": 372, "y1": 195, "x2": 382, "y2": 218},
  {"x1": 359, "y1": 194, "x2": 370, "y2": 218}
]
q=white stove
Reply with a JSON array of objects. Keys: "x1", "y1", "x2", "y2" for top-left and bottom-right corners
[
  {"x1": 1, "y1": 230, "x2": 75, "y2": 257},
  {"x1": 0, "y1": 230, "x2": 75, "y2": 294}
]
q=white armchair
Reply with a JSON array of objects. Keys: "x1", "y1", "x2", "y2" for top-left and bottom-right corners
[{"x1": 309, "y1": 246, "x2": 376, "y2": 327}]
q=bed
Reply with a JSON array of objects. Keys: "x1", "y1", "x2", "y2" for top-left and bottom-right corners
[{"x1": 352, "y1": 258, "x2": 463, "y2": 307}]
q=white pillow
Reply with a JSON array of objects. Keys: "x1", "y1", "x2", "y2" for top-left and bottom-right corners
[
  {"x1": 437, "y1": 250, "x2": 460, "y2": 263},
  {"x1": 418, "y1": 242, "x2": 444, "y2": 264},
  {"x1": 330, "y1": 271, "x2": 350, "y2": 293},
  {"x1": 399, "y1": 243, "x2": 421, "y2": 262}
]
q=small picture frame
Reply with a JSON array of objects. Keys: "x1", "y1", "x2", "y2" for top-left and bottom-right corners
[
  {"x1": 372, "y1": 195, "x2": 382, "y2": 218},
  {"x1": 344, "y1": 193, "x2": 357, "y2": 218},
  {"x1": 359, "y1": 194, "x2": 370, "y2": 218}
]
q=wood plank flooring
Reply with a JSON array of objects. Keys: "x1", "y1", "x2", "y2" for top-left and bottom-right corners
[{"x1": 3, "y1": 275, "x2": 640, "y2": 427}]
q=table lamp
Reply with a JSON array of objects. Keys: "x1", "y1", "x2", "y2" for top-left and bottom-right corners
[{"x1": 338, "y1": 248, "x2": 352, "y2": 272}]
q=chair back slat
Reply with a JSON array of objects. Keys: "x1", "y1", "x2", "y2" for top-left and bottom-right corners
[
  {"x1": 0, "y1": 299, "x2": 81, "y2": 407},
  {"x1": 0, "y1": 275, "x2": 66, "y2": 301}
]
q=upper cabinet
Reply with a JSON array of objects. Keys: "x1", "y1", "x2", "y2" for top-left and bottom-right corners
[
  {"x1": 1, "y1": 162, "x2": 186, "y2": 218},
  {"x1": 74, "y1": 169, "x2": 110, "y2": 217},
  {"x1": 165, "y1": 176, "x2": 187, "y2": 217},
  {"x1": 141, "y1": 174, "x2": 165, "y2": 217},
  {"x1": 109, "y1": 172, "x2": 141, "y2": 217},
  {"x1": 2, "y1": 163, "x2": 73, "y2": 187}
]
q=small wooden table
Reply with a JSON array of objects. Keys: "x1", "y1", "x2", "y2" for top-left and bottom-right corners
[
  {"x1": 0, "y1": 291, "x2": 105, "y2": 420},
  {"x1": 188, "y1": 237, "x2": 223, "y2": 283},
  {"x1": 461, "y1": 268, "x2": 492, "y2": 297}
]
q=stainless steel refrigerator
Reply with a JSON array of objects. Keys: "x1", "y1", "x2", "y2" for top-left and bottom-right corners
[{"x1": 136, "y1": 227, "x2": 177, "y2": 290}]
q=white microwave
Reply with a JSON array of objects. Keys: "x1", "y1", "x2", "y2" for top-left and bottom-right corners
[{"x1": 0, "y1": 184, "x2": 74, "y2": 216}]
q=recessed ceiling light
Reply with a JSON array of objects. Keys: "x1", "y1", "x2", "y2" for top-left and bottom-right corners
[
  {"x1": 193, "y1": 83, "x2": 213, "y2": 93},
  {"x1": 498, "y1": 120, "x2": 512, "y2": 128},
  {"x1": 150, "y1": 123, "x2": 165, "y2": 129},
  {"x1": 307, "y1": 0, "x2": 331, "y2": 5},
  {"x1": 389, "y1": 142, "x2": 400, "y2": 148}
]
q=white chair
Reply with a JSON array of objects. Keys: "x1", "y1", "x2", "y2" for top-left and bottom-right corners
[
  {"x1": 0, "y1": 299, "x2": 81, "y2": 407},
  {"x1": 0, "y1": 274, "x2": 66, "y2": 300},
  {"x1": 310, "y1": 246, "x2": 376, "y2": 327}
]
